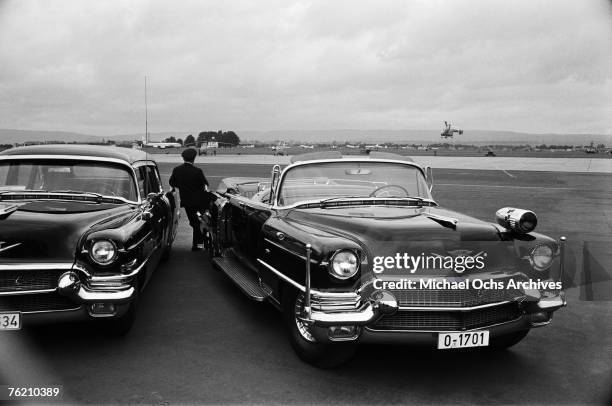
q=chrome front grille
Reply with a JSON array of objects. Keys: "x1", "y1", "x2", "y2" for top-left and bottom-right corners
[
  {"x1": 0, "y1": 269, "x2": 64, "y2": 293},
  {"x1": 394, "y1": 287, "x2": 524, "y2": 308},
  {"x1": 372, "y1": 303, "x2": 523, "y2": 331},
  {"x1": 0, "y1": 292, "x2": 79, "y2": 313}
]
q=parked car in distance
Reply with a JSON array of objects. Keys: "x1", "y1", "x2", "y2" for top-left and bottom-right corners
[
  {"x1": 0, "y1": 145, "x2": 179, "y2": 334},
  {"x1": 208, "y1": 151, "x2": 567, "y2": 367}
]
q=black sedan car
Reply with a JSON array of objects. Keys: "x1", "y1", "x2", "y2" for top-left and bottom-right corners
[
  {"x1": 0, "y1": 145, "x2": 178, "y2": 334},
  {"x1": 208, "y1": 151, "x2": 567, "y2": 367}
]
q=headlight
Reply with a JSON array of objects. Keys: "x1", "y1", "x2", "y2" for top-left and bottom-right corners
[
  {"x1": 89, "y1": 240, "x2": 117, "y2": 265},
  {"x1": 529, "y1": 244, "x2": 554, "y2": 271},
  {"x1": 330, "y1": 250, "x2": 359, "y2": 280}
]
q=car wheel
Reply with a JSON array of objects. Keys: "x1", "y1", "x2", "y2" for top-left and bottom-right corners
[
  {"x1": 490, "y1": 329, "x2": 529, "y2": 349},
  {"x1": 282, "y1": 289, "x2": 357, "y2": 368}
]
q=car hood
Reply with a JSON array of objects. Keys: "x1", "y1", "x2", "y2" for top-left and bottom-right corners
[
  {"x1": 0, "y1": 200, "x2": 136, "y2": 263},
  {"x1": 283, "y1": 205, "x2": 503, "y2": 260}
]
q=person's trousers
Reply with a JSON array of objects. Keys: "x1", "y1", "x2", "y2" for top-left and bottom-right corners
[{"x1": 184, "y1": 206, "x2": 204, "y2": 247}]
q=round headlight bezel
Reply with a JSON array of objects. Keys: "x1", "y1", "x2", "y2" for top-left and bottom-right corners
[
  {"x1": 89, "y1": 239, "x2": 118, "y2": 266},
  {"x1": 329, "y1": 249, "x2": 360, "y2": 280},
  {"x1": 529, "y1": 244, "x2": 554, "y2": 271}
]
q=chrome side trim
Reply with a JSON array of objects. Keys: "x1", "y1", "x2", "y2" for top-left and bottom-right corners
[
  {"x1": 21, "y1": 306, "x2": 82, "y2": 315},
  {"x1": 256, "y1": 258, "x2": 359, "y2": 298},
  {"x1": 0, "y1": 288, "x2": 56, "y2": 296},
  {"x1": 0, "y1": 263, "x2": 74, "y2": 271},
  {"x1": 258, "y1": 258, "x2": 304, "y2": 292}
]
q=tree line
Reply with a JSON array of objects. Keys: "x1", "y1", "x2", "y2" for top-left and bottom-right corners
[{"x1": 164, "y1": 131, "x2": 241, "y2": 147}]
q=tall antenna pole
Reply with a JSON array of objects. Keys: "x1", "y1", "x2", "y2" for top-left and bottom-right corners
[{"x1": 144, "y1": 75, "x2": 148, "y2": 145}]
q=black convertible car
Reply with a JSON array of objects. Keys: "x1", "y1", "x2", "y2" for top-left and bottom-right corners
[
  {"x1": 208, "y1": 151, "x2": 567, "y2": 367},
  {"x1": 0, "y1": 145, "x2": 178, "y2": 334}
]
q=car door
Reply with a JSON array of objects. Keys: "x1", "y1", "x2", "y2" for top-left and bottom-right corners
[
  {"x1": 243, "y1": 200, "x2": 273, "y2": 260},
  {"x1": 135, "y1": 164, "x2": 166, "y2": 283},
  {"x1": 152, "y1": 163, "x2": 179, "y2": 248}
]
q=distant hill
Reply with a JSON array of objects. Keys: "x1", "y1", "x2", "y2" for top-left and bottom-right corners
[
  {"x1": 0, "y1": 129, "x2": 102, "y2": 144},
  {"x1": 110, "y1": 131, "x2": 193, "y2": 143},
  {"x1": 239, "y1": 129, "x2": 612, "y2": 146},
  {"x1": 1, "y1": 128, "x2": 610, "y2": 147}
]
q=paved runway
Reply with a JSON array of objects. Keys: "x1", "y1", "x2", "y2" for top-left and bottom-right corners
[
  {"x1": 0, "y1": 165, "x2": 610, "y2": 405},
  {"x1": 150, "y1": 153, "x2": 612, "y2": 173}
]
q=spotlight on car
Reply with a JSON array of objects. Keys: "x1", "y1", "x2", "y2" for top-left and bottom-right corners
[{"x1": 495, "y1": 207, "x2": 537, "y2": 234}]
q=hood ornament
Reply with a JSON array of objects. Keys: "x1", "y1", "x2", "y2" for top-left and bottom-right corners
[{"x1": 0, "y1": 241, "x2": 21, "y2": 254}]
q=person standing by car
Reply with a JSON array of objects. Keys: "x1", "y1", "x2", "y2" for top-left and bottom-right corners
[{"x1": 169, "y1": 148, "x2": 210, "y2": 251}]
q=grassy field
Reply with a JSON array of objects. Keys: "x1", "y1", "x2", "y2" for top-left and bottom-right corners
[{"x1": 144, "y1": 145, "x2": 612, "y2": 159}]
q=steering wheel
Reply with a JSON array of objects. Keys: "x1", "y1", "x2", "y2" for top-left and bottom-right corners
[
  {"x1": 368, "y1": 184, "x2": 410, "y2": 198},
  {"x1": 97, "y1": 182, "x2": 119, "y2": 197}
]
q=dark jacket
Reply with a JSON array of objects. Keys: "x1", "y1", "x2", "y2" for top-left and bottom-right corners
[{"x1": 169, "y1": 163, "x2": 210, "y2": 208}]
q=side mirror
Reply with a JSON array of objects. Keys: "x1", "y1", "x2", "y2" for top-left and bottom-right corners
[{"x1": 425, "y1": 166, "x2": 434, "y2": 192}]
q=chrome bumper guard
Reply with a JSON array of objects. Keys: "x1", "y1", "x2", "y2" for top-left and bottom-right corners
[
  {"x1": 307, "y1": 290, "x2": 399, "y2": 326},
  {"x1": 57, "y1": 271, "x2": 135, "y2": 304}
]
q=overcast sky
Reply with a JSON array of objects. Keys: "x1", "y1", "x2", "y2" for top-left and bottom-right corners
[{"x1": 0, "y1": 0, "x2": 610, "y2": 137}]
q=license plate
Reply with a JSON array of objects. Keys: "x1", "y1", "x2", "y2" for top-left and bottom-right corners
[
  {"x1": 0, "y1": 313, "x2": 21, "y2": 330},
  {"x1": 437, "y1": 331, "x2": 489, "y2": 349}
]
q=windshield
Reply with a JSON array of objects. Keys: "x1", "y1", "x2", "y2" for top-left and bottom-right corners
[
  {"x1": 0, "y1": 159, "x2": 138, "y2": 201},
  {"x1": 277, "y1": 161, "x2": 432, "y2": 206}
]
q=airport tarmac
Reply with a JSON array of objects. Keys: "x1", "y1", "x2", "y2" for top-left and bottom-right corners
[{"x1": 150, "y1": 153, "x2": 612, "y2": 173}]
